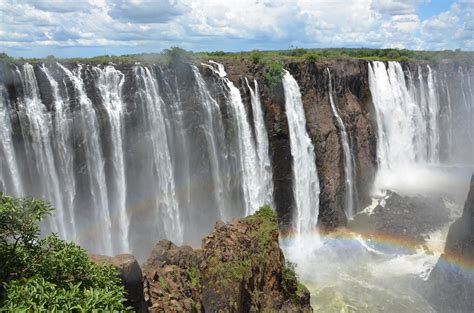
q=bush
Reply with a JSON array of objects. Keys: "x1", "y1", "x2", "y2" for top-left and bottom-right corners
[
  {"x1": 0, "y1": 193, "x2": 129, "y2": 311},
  {"x1": 305, "y1": 53, "x2": 320, "y2": 62},
  {"x1": 250, "y1": 50, "x2": 264, "y2": 64},
  {"x1": 386, "y1": 49, "x2": 401, "y2": 59},
  {"x1": 263, "y1": 61, "x2": 284, "y2": 87}
]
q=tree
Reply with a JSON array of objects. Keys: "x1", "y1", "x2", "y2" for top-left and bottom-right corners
[{"x1": 0, "y1": 193, "x2": 130, "y2": 311}]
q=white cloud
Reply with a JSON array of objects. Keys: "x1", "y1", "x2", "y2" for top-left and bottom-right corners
[
  {"x1": 421, "y1": 1, "x2": 473, "y2": 49},
  {"x1": 108, "y1": 0, "x2": 187, "y2": 23},
  {"x1": 0, "y1": 0, "x2": 470, "y2": 57}
]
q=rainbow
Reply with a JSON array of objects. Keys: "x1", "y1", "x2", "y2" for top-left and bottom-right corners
[{"x1": 280, "y1": 227, "x2": 474, "y2": 278}]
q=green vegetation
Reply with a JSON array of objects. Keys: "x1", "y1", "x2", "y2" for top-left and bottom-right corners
[
  {"x1": 187, "y1": 266, "x2": 200, "y2": 289},
  {"x1": 262, "y1": 61, "x2": 285, "y2": 87},
  {"x1": 207, "y1": 206, "x2": 276, "y2": 283},
  {"x1": 242, "y1": 205, "x2": 278, "y2": 248},
  {"x1": 1, "y1": 47, "x2": 473, "y2": 66},
  {"x1": 281, "y1": 261, "x2": 306, "y2": 305},
  {"x1": 0, "y1": 193, "x2": 130, "y2": 311}
]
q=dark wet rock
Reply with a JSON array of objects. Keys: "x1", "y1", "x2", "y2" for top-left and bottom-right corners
[
  {"x1": 142, "y1": 207, "x2": 312, "y2": 312},
  {"x1": 90, "y1": 254, "x2": 147, "y2": 313},
  {"x1": 425, "y1": 175, "x2": 474, "y2": 313},
  {"x1": 350, "y1": 191, "x2": 451, "y2": 244}
]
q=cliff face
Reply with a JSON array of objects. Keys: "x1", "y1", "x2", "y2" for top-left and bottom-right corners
[
  {"x1": 426, "y1": 174, "x2": 474, "y2": 312},
  {"x1": 218, "y1": 59, "x2": 377, "y2": 230},
  {"x1": 3, "y1": 58, "x2": 468, "y2": 247},
  {"x1": 142, "y1": 207, "x2": 312, "y2": 312}
]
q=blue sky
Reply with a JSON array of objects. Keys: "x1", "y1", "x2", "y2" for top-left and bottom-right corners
[{"x1": 0, "y1": 0, "x2": 472, "y2": 58}]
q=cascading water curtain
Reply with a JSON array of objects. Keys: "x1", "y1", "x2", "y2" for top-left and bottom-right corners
[
  {"x1": 0, "y1": 61, "x2": 276, "y2": 259},
  {"x1": 369, "y1": 61, "x2": 474, "y2": 192},
  {"x1": 282, "y1": 69, "x2": 320, "y2": 234}
]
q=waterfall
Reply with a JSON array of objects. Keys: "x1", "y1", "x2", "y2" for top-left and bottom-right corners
[
  {"x1": 39, "y1": 64, "x2": 77, "y2": 241},
  {"x1": 17, "y1": 64, "x2": 66, "y2": 238},
  {"x1": 427, "y1": 65, "x2": 440, "y2": 163},
  {"x1": 191, "y1": 65, "x2": 231, "y2": 220},
  {"x1": 93, "y1": 66, "x2": 129, "y2": 253},
  {"x1": 59, "y1": 63, "x2": 113, "y2": 255},
  {"x1": 0, "y1": 84, "x2": 22, "y2": 196},
  {"x1": 282, "y1": 70, "x2": 320, "y2": 233},
  {"x1": 245, "y1": 78, "x2": 274, "y2": 208},
  {"x1": 0, "y1": 61, "x2": 275, "y2": 257},
  {"x1": 133, "y1": 66, "x2": 183, "y2": 245},
  {"x1": 205, "y1": 61, "x2": 266, "y2": 216},
  {"x1": 327, "y1": 68, "x2": 356, "y2": 219},
  {"x1": 369, "y1": 61, "x2": 473, "y2": 193}
]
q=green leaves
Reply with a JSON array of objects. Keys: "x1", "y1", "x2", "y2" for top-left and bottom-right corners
[
  {"x1": 2, "y1": 276, "x2": 128, "y2": 312},
  {"x1": 263, "y1": 61, "x2": 284, "y2": 87},
  {"x1": 0, "y1": 193, "x2": 129, "y2": 311}
]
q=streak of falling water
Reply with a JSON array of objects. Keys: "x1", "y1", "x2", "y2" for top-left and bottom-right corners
[
  {"x1": 206, "y1": 61, "x2": 262, "y2": 216},
  {"x1": 191, "y1": 65, "x2": 230, "y2": 220},
  {"x1": 94, "y1": 65, "x2": 129, "y2": 253},
  {"x1": 245, "y1": 78, "x2": 274, "y2": 208},
  {"x1": 427, "y1": 65, "x2": 440, "y2": 164},
  {"x1": 134, "y1": 66, "x2": 183, "y2": 244},
  {"x1": 282, "y1": 69, "x2": 320, "y2": 233},
  {"x1": 0, "y1": 84, "x2": 22, "y2": 196},
  {"x1": 327, "y1": 68, "x2": 356, "y2": 219},
  {"x1": 40, "y1": 64, "x2": 77, "y2": 241},
  {"x1": 18, "y1": 64, "x2": 65, "y2": 238},
  {"x1": 58, "y1": 63, "x2": 113, "y2": 255}
]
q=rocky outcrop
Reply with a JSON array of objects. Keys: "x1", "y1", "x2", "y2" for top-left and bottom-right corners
[
  {"x1": 90, "y1": 254, "x2": 147, "y2": 312},
  {"x1": 350, "y1": 191, "x2": 450, "y2": 244},
  {"x1": 426, "y1": 175, "x2": 474, "y2": 312},
  {"x1": 142, "y1": 207, "x2": 312, "y2": 312}
]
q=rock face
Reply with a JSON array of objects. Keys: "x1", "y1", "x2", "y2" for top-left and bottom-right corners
[
  {"x1": 90, "y1": 254, "x2": 147, "y2": 312},
  {"x1": 142, "y1": 207, "x2": 312, "y2": 312},
  {"x1": 220, "y1": 59, "x2": 377, "y2": 231},
  {"x1": 426, "y1": 175, "x2": 474, "y2": 312}
]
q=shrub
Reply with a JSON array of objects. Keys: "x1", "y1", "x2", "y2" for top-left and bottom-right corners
[
  {"x1": 263, "y1": 61, "x2": 284, "y2": 87},
  {"x1": 305, "y1": 53, "x2": 320, "y2": 62},
  {"x1": 386, "y1": 49, "x2": 401, "y2": 59},
  {"x1": 0, "y1": 193, "x2": 129, "y2": 311},
  {"x1": 250, "y1": 49, "x2": 264, "y2": 63}
]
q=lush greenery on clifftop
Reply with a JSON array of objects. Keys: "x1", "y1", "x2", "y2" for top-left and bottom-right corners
[
  {"x1": 0, "y1": 194, "x2": 130, "y2": 311},
  {"x1": 1, "y1": 47, "x2": 473, "y2": 65}
]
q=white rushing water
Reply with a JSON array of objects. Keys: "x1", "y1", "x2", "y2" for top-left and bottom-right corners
[
  {"x1": 245, "y1": 78, "x2": 274, "y2": 208},
  {"x1": 369, "y1": 61, "x2": 473, "y2": 195},
  {"x1": 282, "y1": 69, "x2": 320, "y2": 233},
  {"x1": 369, "y1": 62, "x2": 436, "y2": 193},
  {"x1": 94, "y1": 66, "x2": 130, "y2": 253},
  {"x1": 205, "y1": 61, "x2": 270, "y2": 216},
  {"x1": 59, "y1": 63, "x2": 113, "y2": 255},
  {"x1": 18, "y1": 64, "x2": 66, "y2": 238},
  {"x1": 0, "y1": 85, "x2": 22, "y2": 196},
  {"x1": 40, "y1": 64, "x2": 77, "y2": 242},
  {"x1": 134, "y1": 66, "x2": 183, "y2": 245},
  {"x1": 327, "y1": 68, "x2": 356, "y2": 219},
  {"x1": 3, "y1": 61, "x2": 274, "y2": 256},
  {"x1": 191, "y1": 65, "x2": 231, "y2": 220}
]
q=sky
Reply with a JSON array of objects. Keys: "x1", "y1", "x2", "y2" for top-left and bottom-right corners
[{"x1": 0, "y1": 0, "x2": 472, "y2": 58}]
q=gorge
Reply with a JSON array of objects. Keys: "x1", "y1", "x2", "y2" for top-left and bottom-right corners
[{"x1": 0, "y1": 56, "x2": 473, "y2": 311}]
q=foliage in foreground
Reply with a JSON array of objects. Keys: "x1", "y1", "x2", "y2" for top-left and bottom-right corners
[{"x1": 0, "y1": 193, "x2": 129, "y2": 311}]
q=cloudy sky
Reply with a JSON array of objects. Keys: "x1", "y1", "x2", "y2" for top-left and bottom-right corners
[{"x1": 0, "y1": 0, "x2": 472, "y2": 58}]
